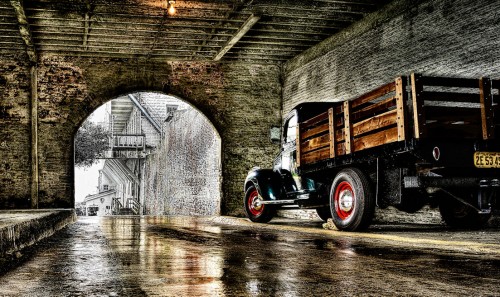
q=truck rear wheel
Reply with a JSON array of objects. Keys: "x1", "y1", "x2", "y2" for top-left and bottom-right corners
[
  {"x1": 244, "y1": 185, "x2": 276, "y2": 223},
  {"x1": 438, "y1": 190, "x2": 491, "y2": 228},
  {"x1": 330, "y1": 168, "x2": 375, "y2": 231}
]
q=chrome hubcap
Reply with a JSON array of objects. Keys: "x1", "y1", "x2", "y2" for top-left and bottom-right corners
[
  {"x1": 252, "y1": 197, "x2": 263, "y2": 211},
  {"x1": 339, "y1": 189, "x2": 353, "y2": 212}
]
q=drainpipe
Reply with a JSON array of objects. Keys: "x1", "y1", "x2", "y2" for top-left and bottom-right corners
[{"x1": 127, "y1": 94, "x2": 161, "y2": 133}]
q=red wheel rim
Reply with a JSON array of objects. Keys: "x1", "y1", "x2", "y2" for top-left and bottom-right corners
[
  {"x1": 334, "y1": 181, "x2": 355, "y2": 220},
  {"x1": 248, "y1": 189, "x2": 264, "y2": 216}
]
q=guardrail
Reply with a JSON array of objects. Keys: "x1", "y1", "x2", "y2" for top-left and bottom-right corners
[{"x1": 111, "y1": 134, "x2": 145, "y2": 150}]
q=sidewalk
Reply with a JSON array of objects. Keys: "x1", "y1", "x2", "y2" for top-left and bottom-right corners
[{"x1": 0, "y1": 209, "x2": 76, "y2": 260}]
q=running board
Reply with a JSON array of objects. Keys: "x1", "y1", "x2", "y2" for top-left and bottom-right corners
[{"x1": 259, "y1": 198, "x2": 307, "y2": 205}]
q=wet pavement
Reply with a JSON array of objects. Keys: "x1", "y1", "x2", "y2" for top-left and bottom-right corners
[{"x1": 0, "y1": 216, "x2": 499, "y2": 296}]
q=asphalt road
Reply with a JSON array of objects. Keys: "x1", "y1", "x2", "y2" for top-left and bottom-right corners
[{"x1": 0, "y1": 216, "x2": 499, "y2": 296}]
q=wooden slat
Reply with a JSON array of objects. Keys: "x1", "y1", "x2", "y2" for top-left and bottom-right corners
[
  {"x1": 425, "y1": 106, "x2": 481, "y2": 122},
  {"x1": 395, "y1": 76, "x2": 407, "y2": 141},
  {"x1": 336, "y1": 142, "x2": 346, "y2": 156},
  {"x1": 335, "y1": 116, "x2": 344, "y2": 128},
  {"x1": 301, "y1": 123, "x2": 329, "y2": 140},
  {"x1": 351, "y1": 81, "x2": 396, "y2": 109},
  {"x1": 352, "y1": 109, "x2": 397, "y2": 137},
  {"x1": 344, "y1": 101, "x2": 353, "y2": 154},
  {"x1": 328, "y1": 108, "x2": 336, "y2": 158},
  {"x1": 479, "y1": 77, "x2": 494, "y2": 140},
  {"x1": 301, "y1": 142, "x2": 346, "y2": 165},
  {"x1": 420, "y1": 76, "x2": 479, "y2": 88},
  {"x1": 296, "y1": 123, "x2": 301, "y2": 167},
  {"x1": 411, "y1": 73, "x2": 426, "y2": 138},
  {"x1": 301, "y1": 147, "x2": 330, "y2": 165},
  {"x1": 421, "y1": 92, "x2": 479, "y2": 103},
  {"x1": 335, "y1": 128, "x2": 345, "y2": 142},
  {"x1": 353, "y1": 127, "x2": 398, "y2": 152},
  {"x1": 351, "y1": 97, "x2": 395, "y2": 122},
  {"x1": 301, "y1": 134, "x2": 329, "y2": 154},
  {"x1": 301, "y1": 111, "x2": 329, "y2": 129}
]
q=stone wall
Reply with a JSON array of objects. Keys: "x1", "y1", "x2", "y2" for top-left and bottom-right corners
[
  {"x1": 142, "y1": 109, "x2": 221, "y2": 216},
  {"x1": 0, "y1": 55, "x2": 282, "y2": 214},
  {"x1": 283, "y1": 0, "x2": 500, "y2": 112},
  {"x1": 0, "y1": 53, "x2": 31, "y2": 209}
]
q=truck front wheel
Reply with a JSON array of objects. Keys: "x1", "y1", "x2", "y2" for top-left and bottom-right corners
[
  {"x1": 244, "y1": 185, "x2": 276, "y2": 223},
  {"x1": 330, "y1": 168, "x2": 375, "y2": 231}
]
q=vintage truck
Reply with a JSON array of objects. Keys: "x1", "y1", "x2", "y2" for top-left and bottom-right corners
[{"x1": 244, "y1": 73, "x2": 500, "y2": 231}]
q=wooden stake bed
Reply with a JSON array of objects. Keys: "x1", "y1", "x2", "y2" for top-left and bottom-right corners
[{"x1": 296, "y1": 73, "x2": 498, "y2": 168}]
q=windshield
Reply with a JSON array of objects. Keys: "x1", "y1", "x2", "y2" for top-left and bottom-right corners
[{"x1": 285, "y1": 114, "x2": 297, "y2": 143}]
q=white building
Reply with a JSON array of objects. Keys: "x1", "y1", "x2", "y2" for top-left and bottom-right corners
[{"x1": 81, "y1": 92, "x2": 186, "y2": 215}]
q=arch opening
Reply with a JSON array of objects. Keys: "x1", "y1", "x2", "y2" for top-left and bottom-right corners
[{"x1": 74, "y1": 92, "x2": 222, "y2": 217}]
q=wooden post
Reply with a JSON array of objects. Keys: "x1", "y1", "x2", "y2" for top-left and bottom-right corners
[
  {"x1": 395, "y1": 77, "x2": 407, "y2": 141},
  {"x1": 30, "y1": 65, "x2": 39, "y2": 209},
  {"x1": 296, "y1": 123, "x2": 301, "y2": 167},
  {"x1": 328, "y1": 108, "x2": 336, "y2": 158},
  {"x1": 343, "y1": 101, "x2": 353, "y2": 154},
  {"x1": 411, "y1": 73, "x2": 426, "y2": 139},
  {"x1": 479, "y1": 77, "x2": 494, "y2": 140}
]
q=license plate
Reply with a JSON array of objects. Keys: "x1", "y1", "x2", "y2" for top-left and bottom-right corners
[{"x1": 474, "y1": 152, "x2": 500, "y2": 168}]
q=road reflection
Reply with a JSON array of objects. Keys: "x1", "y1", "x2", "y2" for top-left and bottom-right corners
[
  {"x1": 99, "y1": 216, "x2": 364, "y2": 296},
  {"x1": 2, "y1": 216, "x2": 497, "y2": 296}
]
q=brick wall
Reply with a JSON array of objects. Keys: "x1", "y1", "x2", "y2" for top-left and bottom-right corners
[
  {"x1": 142, "y1": 109, "x2": 221, "y2": 215},
  {"x1": 0, "y1": 54, "x2": 31, "y2": 208},
  {"x1": 283, "y1": 0, "x2": 500, "y2": 113},
  {"x1": 0, "y1": 55, "x2": 281, "y2": 215}
]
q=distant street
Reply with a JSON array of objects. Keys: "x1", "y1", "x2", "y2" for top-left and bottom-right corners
[{"x1": 0, "y1": 216, "x2": 499, "y2": 296}]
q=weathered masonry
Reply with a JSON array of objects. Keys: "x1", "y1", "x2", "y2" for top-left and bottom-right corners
[
  {"x1": 1, "y1": 0, "x2": 500, "y2": 216},
  {"x1": 0, "y1": 57, "x2": 281, "y2": 215}
]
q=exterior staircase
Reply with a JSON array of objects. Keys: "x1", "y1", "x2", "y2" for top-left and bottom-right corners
[
  {"x1": 118, "y1": 208, "x2": 135, "y2": 215},
  {"x1": 112, "y1": 198, "x2": 140, "y2": 215}
]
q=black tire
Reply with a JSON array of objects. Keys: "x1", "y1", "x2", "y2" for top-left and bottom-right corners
[
  {"x1": 244, "y1": 185, "x2": 276, "y2": 223},
  {"x1": 438, "y1": 190, "x2": 491, "y2": 229},
  {"x1": 330, "y1": 168, "x2": 375, "y2": 231},
  {"x1": 316, "y1": 206, "x2": 332, "y2": 221}
]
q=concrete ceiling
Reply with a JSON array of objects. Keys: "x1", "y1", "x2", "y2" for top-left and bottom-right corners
[{"x1": 1, "y1": 0, "x2": 390, "y2": 64}]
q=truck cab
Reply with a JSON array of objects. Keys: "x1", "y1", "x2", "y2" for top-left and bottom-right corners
[{"x1": 244, "y1": 103, "x2": 337, "y2": 224}]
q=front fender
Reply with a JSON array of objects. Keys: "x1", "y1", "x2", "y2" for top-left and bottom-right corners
[{"x1": 244, "y1": 168, "x2": 284, "y2": 201}]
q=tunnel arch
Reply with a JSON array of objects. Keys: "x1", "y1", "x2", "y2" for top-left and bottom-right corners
[
  {"x1": 29, "y1": 58, "x2": 281, "y2": 215},
  {"x1": 74, "y1": 91, "x2": 222, "y2": 216}
]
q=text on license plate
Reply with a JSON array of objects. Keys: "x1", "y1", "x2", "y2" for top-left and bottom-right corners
[{"x1": 474, "y1": 152, "x2": 500, "y2": 168}]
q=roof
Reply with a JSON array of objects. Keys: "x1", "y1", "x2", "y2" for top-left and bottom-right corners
[{"x1": 1, "y1": 0, "x2": 391, "y2": 64}]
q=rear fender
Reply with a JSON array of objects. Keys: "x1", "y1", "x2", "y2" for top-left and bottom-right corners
[{"x1": 244, "y1": 168, "x2": 286, "y2": 201}]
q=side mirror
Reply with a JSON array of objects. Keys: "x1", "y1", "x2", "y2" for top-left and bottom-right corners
[{"x1": 269, "y1": 126, "x2": 281, "y2": 143}]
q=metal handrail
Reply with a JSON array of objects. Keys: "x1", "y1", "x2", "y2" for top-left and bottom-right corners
[
  {"x1": 111, "y1": 198, "x2": 123, "y2": 215},
  {"x1": 127, "y1": 198, "x2": 140, "y2": 215}
]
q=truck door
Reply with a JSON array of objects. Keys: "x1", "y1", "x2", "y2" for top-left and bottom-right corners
[{"x1": 281, "y1": 111, "x2": 307, "y2": 191}]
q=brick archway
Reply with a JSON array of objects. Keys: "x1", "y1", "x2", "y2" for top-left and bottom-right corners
[{"x1": 16, "y1": 56, "x2": 282, "y2": 215}]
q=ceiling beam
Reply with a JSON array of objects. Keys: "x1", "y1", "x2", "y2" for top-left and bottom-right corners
[
  {"x1": 213, "y1": 14, "x2": 260, "y2": 61},
  {"x1": 9, "y1": 0, "x2": 37, "y2": 64}
]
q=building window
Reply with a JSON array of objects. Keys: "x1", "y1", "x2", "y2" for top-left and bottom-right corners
[{"x1": 103, "y1": 185, "x2": 109, "y2": 191}]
